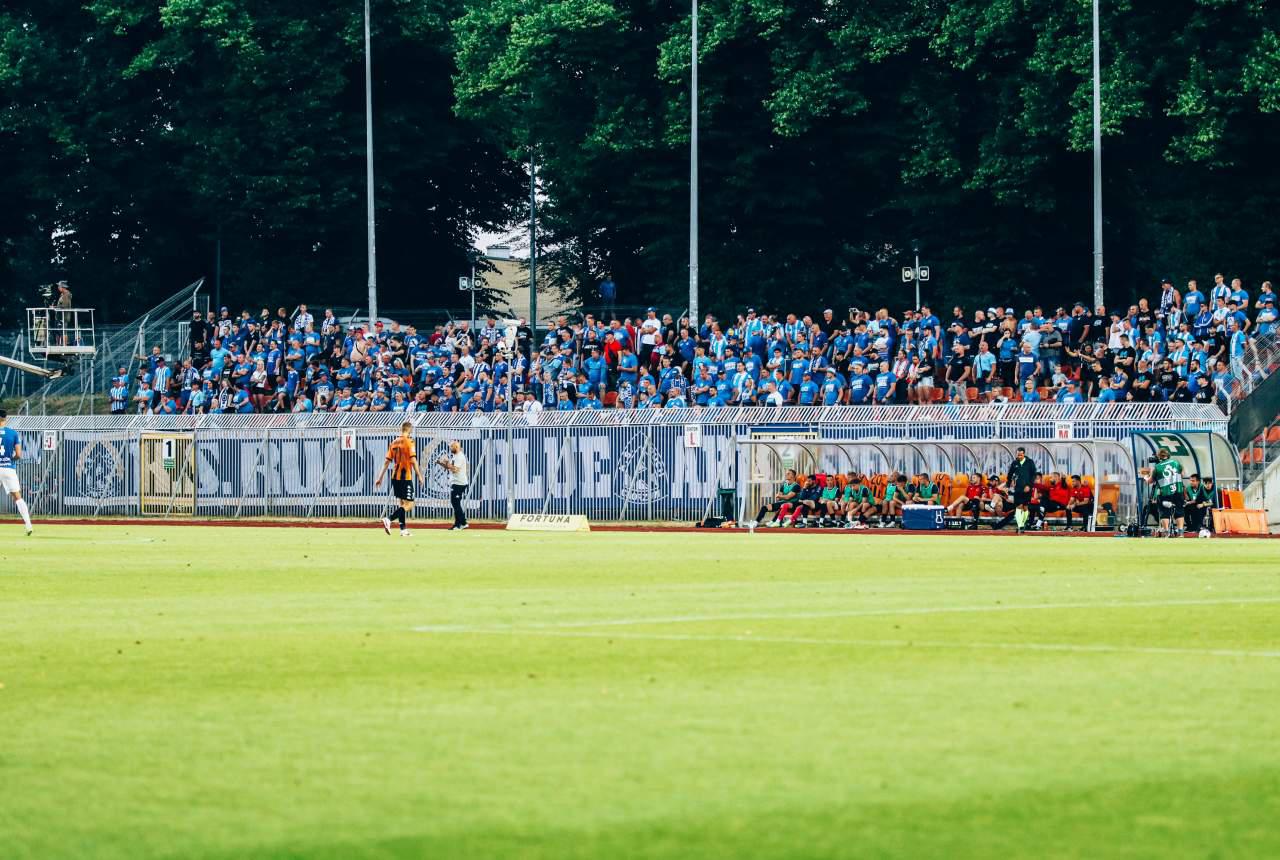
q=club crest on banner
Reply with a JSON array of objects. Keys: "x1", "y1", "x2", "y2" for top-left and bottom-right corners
[
  {"x1": 614, "y1": 434, "x2": 668, "y2": 504},
  {"x1": 75, "y1": 438, "x2": 125, "y2": 501},
  {"x1": 418, "y1": 437, "x2": 454, "y2": 500}
]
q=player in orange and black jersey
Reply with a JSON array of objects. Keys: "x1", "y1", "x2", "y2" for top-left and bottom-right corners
[{"x1": 374, "y1": 421, "x2": 423, "y2": 536}]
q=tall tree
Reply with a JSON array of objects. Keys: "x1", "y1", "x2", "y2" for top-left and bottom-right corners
[
  {"x1": 454, "y1": 0, "x2": 1280, "y2": 319},
  {"x1": 0, "y1": 0, "x2": 522, "y2": 325}
]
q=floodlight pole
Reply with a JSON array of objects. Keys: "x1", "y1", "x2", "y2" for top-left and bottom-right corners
[
  {"x1": 688, "y1": 0, "x2": 699, "y2": 326},
  {"x1": 529, "y1": 148, "x2": 537, "y2": 340},
  {"x1": 914, "y1": 249, "x2": 921, "y2": 311},
  {"x1": 1091, "y1": 0, "x2": 1104, "y2": 310},
  {"x1": 470, "y1": 258, "x2": 477, "y2": 333},
  {"x1": 364, "y1": 0, "x2": 378, "y2": 323}
]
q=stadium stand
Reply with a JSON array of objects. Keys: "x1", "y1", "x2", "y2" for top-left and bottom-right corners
[{"x1": 113, "y1": 276, "x2": 1278, "y2": 416}]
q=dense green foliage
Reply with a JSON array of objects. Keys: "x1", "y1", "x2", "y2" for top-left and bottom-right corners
[
  {"x1": 3, "y1": 527, "x2": 1280, "y2": 858},
  {"x1": 0, "y1": 1, "x2": 521, "y2": 323},
  {"x1": 2, "y1": 1, "x2": 1279, "y2": 324},
  {"x1": 455, "y1": 0, "x2": 1280, "y2": 314}
]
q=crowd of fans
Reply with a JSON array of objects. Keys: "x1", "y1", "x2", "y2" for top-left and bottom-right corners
[{"x1": 108, "y1": 274, "x2": 1278, "y2": 415}]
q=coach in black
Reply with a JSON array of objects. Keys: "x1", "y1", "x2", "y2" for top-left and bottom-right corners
[{"x1": 994, "y1": 447, "x2": 1039, "y2": 530}]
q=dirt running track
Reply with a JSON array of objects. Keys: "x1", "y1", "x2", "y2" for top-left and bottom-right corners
[{"x1": 23, "y1": 518, "x2": 1277, "y2": 538}]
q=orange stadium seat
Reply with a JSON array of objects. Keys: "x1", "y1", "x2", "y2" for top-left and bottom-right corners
[
  {"x1": 1267, "y1": 425, "x2": 1280, "y2": 445},
  {"x1": 934, "y1": 473, "x2": 953, "y2": 504}
]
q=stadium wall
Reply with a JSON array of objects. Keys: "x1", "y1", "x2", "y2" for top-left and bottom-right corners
[{"x1": 2, "y1": 404, "x2": 1228, "y2": 523}]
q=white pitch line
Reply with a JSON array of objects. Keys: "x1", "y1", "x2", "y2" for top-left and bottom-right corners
[
  {"x1": 412, "y1": 595, "x2": 1280, "y2": 634},
  {"x1": 414, "y1": 628, "x2": 1280, "y2": 660}
]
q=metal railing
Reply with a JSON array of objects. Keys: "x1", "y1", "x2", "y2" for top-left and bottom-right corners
[
  {"x1": 1, "y1": 404, "x2": 1227, "y2": 523},
  {"x1": 16, "y1": 279, "x2": 204, "y2": 409},
  {"x1": 27, "y1": 307, "x2": 97, "y2": 357},
  {"x1": 1225, "y1": 328, "x2": 1280, "y2": 410}
]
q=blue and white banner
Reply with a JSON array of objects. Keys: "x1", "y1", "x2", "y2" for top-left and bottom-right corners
[{"x1": 181, "y1": 426, "x2": 734, "y2": 521}]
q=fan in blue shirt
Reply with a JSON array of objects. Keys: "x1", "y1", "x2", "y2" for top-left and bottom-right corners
[
  {"x1": 820, "y1": 371, "x2": 842, "y2": 405},
  {"x1": 797, "y1": 373, "x2": 819, "y2": 405},
  {"x1": 874, "y1": 367, "x2": 897, "y2": 402},
  {"x1": 847, "y1": 365, "x2": 874, "y2": 404}
]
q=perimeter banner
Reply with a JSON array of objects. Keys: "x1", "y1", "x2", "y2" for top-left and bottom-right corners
[{"x1": 183, "y1": 425, "x2": 736, "y2": 520}]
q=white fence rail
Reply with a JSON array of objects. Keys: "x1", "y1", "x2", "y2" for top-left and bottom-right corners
[{"x1": 2, "y1": 404, "x2": 1228, "y2": 523}]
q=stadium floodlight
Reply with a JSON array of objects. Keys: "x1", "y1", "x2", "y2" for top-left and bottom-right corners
[
  {"x1": 529, "y1": 147, "x2": 537, "y2": 337},
  {"x1": 689, "y1": 0, "x2": 699, "y2": 326},
  {"x1": 1092, "y1": 0, "x2": 1105, "y2": 310},
  {"x1": 364, "y1": 0, "x2": 378, "y2": 323}
]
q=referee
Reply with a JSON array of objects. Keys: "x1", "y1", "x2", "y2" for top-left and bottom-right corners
[
  {"x1": 438, "y1": 440, "x2": 470, "y2": 530},
  {"x1": 995, "y1": 446, "x2": 1039, "y2": 532}
]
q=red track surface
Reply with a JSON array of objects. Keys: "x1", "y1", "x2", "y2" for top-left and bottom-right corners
[{"x1": 25, "y1": 518, "x2": 1276, "y2": 538}]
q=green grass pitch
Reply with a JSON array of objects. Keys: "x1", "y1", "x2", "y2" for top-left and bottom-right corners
[{"x1": 2, "y1": 526, "x2": 1279, "y2": 859}]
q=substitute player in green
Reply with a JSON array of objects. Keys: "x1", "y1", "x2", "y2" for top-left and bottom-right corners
[{"x1": 1145, "y1": 447, "x2": 1186, "y2": 537}]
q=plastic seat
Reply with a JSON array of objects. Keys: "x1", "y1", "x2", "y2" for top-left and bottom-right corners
[
  {"x1": 1267, "y1": 425, "x2": 1280, "y2": 445},
  {"x1": 1098, "y1": 483, "x2": 1121, "y2": 512},
  {"x1": 966, "y1": 387, "x2": 979, "y2": 402}
]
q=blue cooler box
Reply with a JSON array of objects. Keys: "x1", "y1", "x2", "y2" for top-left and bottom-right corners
[{"x1": 902, "y1": 505, "x2": 945, "y2": 530}]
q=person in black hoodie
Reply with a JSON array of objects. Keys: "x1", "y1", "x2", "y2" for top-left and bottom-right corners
[{"x1": 994, "y1": 447, "x2": 1039, "y2": 531}]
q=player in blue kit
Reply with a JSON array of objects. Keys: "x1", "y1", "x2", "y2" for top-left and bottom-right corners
[{"x1": 0, "y1": 410, "x2": 33, "y2": 535}]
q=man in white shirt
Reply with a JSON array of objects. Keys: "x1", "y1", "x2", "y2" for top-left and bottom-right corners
[
  {"x1": 438, "y1": 441, "x2": 470, "y2": 530},
  {"x1": 638, "y1": 308, "x2": 661, "y2": 365}
]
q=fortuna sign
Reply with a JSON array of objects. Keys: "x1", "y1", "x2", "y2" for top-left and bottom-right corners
[{"x1": 506, "y1": 513, "x2": 591, "y2": 532}]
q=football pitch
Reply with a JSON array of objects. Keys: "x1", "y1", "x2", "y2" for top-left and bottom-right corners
[{"x1": 2, "y1": 526, "x2": 1279, "y2": 859}]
